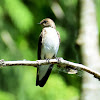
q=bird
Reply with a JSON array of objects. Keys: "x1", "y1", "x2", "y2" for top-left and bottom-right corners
[{"x1": 36, "y1": 18, "x2": 60, "y2": 87}]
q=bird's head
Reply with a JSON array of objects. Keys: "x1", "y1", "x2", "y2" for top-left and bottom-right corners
[{"x1": 39, "y1": 18, "x2": 56, "y2": 29}]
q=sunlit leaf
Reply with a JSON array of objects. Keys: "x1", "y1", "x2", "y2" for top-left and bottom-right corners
[{"x1": 4, "y1": 0, "x2": 34, "y2": 33}]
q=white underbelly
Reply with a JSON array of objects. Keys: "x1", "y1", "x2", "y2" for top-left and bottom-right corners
[{"x1": 41, "y1": 27, "x2": 59, "y2": 59}]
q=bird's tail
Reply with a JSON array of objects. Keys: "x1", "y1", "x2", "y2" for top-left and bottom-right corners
[{"x1": 36, "y1": 64, "x2": 53, "y2": 87}]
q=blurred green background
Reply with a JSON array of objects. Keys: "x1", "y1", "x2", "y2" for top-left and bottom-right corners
[{"x1": 0, "y1": 0, "x2": 100, "y2": 100}]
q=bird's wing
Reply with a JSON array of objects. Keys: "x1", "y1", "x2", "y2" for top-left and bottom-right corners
[
  {"x1": 38, "y1": 32, "x2": 43, "y2": 60},
  {"x1": 36, "y1": 31, "x2": 43, "y2": 86}
]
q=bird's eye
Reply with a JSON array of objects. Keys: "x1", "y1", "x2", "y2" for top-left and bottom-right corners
[{"x1": 43, "y1": 21, "x2": 47, "y2": 23}]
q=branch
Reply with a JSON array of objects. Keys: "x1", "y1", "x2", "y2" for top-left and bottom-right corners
[{"x1": 0, "y1": 58, "x2": 100, "y2": 80}]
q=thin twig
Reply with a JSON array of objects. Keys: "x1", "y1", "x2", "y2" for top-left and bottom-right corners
[{"x1": 0, "y1": 58, "x2": 100, "y2": 80}]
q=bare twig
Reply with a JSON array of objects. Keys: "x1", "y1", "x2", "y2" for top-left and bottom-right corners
[{"x1": 0, "y1": 58, "x2": 100, "y2": 80}]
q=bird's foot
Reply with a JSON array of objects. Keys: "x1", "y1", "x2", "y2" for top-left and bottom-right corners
[
  {"x1": 55, "y1": 57, "x2": 63, "y2": 63},
  {"x1": 46, "y1": 58, "x2": 50, "y2": 63}
]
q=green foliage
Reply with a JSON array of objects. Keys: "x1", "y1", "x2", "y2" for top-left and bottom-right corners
[
  {"x1": 4, "y1": 0, "x2": 34, "y2": 33},
  {"x1": 1, "y1": 0, "x2": 96, "y2": 99},
  {"x1": 96, "y1": 0, "x2": 100, "y2": 34},
  {"x1": 0, "y1": 91, "x2": 15, "y2": 100}
]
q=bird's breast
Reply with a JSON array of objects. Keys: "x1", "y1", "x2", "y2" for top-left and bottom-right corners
[{"x1": 41, "y1": 27, "x2": 59, "y2": 59}]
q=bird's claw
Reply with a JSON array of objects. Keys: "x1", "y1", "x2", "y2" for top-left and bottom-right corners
[{"x1": 56, "y1": 57, "x2": 63, "y2": 64}]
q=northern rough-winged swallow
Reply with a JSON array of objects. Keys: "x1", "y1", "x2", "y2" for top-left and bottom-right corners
[{"x1": 36, "y1": 18, "x2": 60, "y2": 87}]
